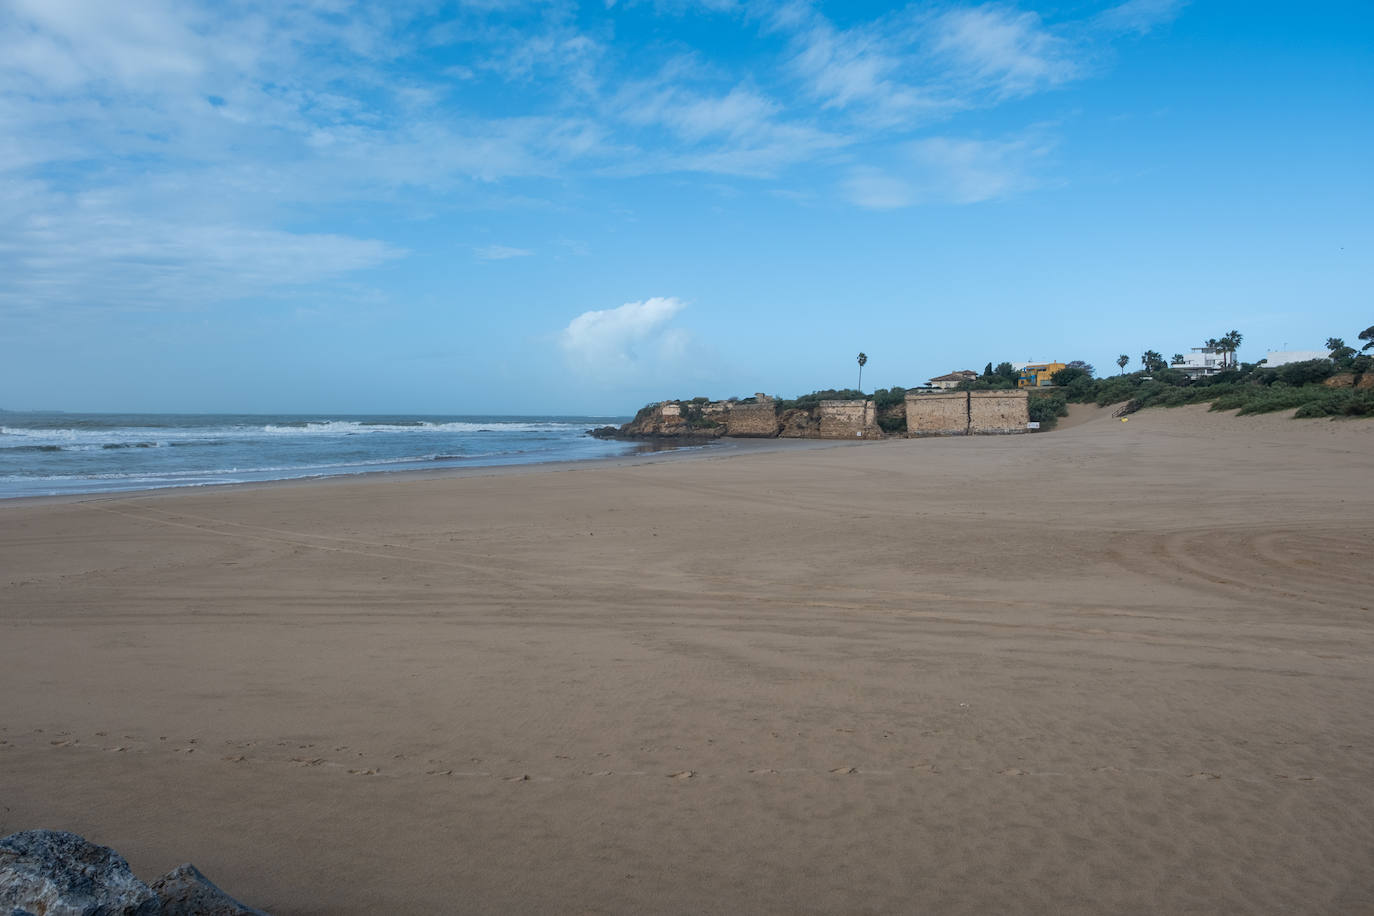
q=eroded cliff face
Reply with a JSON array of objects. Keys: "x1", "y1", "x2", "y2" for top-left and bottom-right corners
[
  {"x1": 777, "y1": 408, "x2": 819, "y2": 438},
  {"x1": 589, "y1": 400, "x2": 728, "y2": 439},
  {"x1": 592, "y1": 397, "x2": 885, "y2": 440}
]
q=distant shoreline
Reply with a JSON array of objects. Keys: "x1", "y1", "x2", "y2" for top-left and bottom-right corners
[{"x1": 0, "y1": 434, "x2": 857, "y2": 507}]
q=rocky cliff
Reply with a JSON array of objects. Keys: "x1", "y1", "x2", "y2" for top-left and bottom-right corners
[{"x1": 591, "y1": 395, "x2": 885, "y2": 441}]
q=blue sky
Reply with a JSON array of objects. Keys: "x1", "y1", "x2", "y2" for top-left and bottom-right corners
[{"x1": 2, "y1": 0, "x2": 1370, "y2": 414}]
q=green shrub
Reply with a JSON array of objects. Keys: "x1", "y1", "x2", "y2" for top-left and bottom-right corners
[
  {"x1": 956, "y1": 377, "x2": 1017, "y2": 391},
  {"x1": 871, "y1": 387, "x2": 908, "y2": 408},
  {"x1": 1050, "y1": 367, "x2": 1090, "y2": 387},
  {"x1": 1276, "y1": 360, "x2": 1336, "y2": 387},
  {"x1": 1027, "y1": 391, "x2": 1068, "y2": 429},
  {"x1": 1293, "y1": 390, "x2": 1374, "y2": 418},
  {"x1": 776, "y1": 389, "x2": 865, "y2": 410},
  {"x1": 877, "y1": 415, "x2": 907, "y2": 434}
]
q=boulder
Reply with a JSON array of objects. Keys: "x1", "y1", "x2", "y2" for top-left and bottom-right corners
[
  {"x1": 150, "y1": 864, "x2": 270, "y2": 916},
  {"x1": 0, "y1": 830, "x2": 159, "y2": 916}
]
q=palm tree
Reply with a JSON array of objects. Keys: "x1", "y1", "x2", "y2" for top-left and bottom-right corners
[
  {"x1": 1327, "y1": 337, "x2": 1355, "y2": 364},
  {"x1": 1172, "y1": 353, "x2": 1185, "y2": 365},
  {"x1": 1141, "y1": 350, "x2": 1164, "y2": 372},
  {"x1": 857, "y1": 352, "x2": 868, "y2": 391},
  {"x1": 1116, "y1": 354, "x2": 1129, "y2": 375},
  {"x1": 1219, "y1": 329, "x2": 1243, "y2": 368}
]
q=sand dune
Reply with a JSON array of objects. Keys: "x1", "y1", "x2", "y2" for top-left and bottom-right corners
[{"x1": 2, "y1": 404, "x2": 1372, "y2": 914}]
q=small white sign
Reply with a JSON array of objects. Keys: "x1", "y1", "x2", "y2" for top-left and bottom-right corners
[{"x1": 1027, "y1": 422, "x2": 1040, "y2": 429}]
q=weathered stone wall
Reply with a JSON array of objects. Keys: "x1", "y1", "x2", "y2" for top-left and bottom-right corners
[
  {"x1": 905, "y1": 391, "x2": 969, "y2": 436},
  {"x1": 969, "y1": 390, "x2": 1029, "y2": 434},
  {"x1": 778, "y1": 408, "x2": 819, "y2": 438},
  {"x1": 726, "y1": 400, "x2": 780, "y2": 437},
  {"x1": 818, "y1": 400, "x2": 882, "y2": 439}
]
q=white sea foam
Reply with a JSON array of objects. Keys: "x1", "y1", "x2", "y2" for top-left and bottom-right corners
[
  {"x1": 0, "y1": 414, "x2": 634, "y2": 498},
  {"x1": 1, "y1": 419, "x2": 587, "y2": 450}
]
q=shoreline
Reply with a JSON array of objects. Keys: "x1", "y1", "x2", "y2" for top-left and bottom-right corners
[{"x1": 0, "y1": 434, "x2": 861, "y2": 508}]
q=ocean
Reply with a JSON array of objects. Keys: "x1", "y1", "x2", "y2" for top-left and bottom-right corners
[{"x1": 0, "y1": 411, "x2": 663, "y2": 499}]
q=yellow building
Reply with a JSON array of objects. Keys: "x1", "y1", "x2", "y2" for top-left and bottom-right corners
[{"x1": 1017, "y1": 361, "x2": 1066, "y2": 388}]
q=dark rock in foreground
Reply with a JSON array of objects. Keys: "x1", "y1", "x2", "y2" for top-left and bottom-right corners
[
  {"x1": 151, "y1": 863, "x2": 270, "y2": 916},
  {"x1": 0, "y1": 830, "x2": 270, "y2": 916},
  {"x1": 0, "y1": 830, "x2": 159, "y2": 916}
]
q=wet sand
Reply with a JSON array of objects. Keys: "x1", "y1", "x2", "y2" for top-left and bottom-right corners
[{"x1": 2, "y1": 404, "x2": 1372, "y2": 914}]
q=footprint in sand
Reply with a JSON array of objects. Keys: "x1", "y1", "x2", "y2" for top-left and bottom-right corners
[
  {"x1": 348, "y1": 768, "x2": 379, "y2": 776},
  {"x1": 1187, "y1": 771, "x2": 1221, "y2": 779},
  {"x1": 749, "y1": 768, "x2": 778, "y2": 775},
  {"x1": 223, "y1": 755, "x2": 246, "y2": 762},
  {"x1": 830, "y1": 767, "x2": 857, "y2": 775},
  {"x1": 999, "y1": 767, "x2": 1027, "y2": 776},
  {"x1": 291, "y1": 757, "x2": 325, "y2": 767},
  {"x1": 504, "y1": 774, "x2": 531, "y2": 782},
  {"x1": 667, "y1": 771, "x2": 695, "y2": 779}
]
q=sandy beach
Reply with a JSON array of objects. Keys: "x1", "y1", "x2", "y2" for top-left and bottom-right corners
[{"x1": 2, "y1": 404, "x2": 1372, "y2": 914}]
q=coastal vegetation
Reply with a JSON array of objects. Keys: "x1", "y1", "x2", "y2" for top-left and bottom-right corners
[
  {"x1": 1045, "y1": 326, "x2": 1374, "y2": 419},
  {"x1": 613, "y1": 324, "x2": 1374, "y2": 443},
  {"x1": 1071, "y1": 366, "x2": 1374, "y2": 418}
]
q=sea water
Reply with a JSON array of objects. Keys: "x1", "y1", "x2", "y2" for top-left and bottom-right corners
[{"x1": 0, "y1": 412, "x2": 661, "y2": 499}]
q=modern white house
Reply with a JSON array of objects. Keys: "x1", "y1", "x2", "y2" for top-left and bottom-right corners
[
  {"x1": 1172, "y1": 346, "x2": 1229, "y2": 379},
  {"x1": 1263, "y1": 350, "x2": 1330, "y2": 367}
]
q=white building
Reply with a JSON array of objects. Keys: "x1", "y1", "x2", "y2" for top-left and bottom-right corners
[
  {"x1": 1172, "y1": 346, "x2": 1228, "y2": 380},
  {"x1": 1263, "y1": 350, "x2": 1329, "y2": 367},
  {"x1": 928, "y1": 370, "x2": 978, "y2": 390}
]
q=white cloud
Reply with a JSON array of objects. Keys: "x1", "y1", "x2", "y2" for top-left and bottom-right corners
[
  {"x1": 841, "y1": 167, "x2": 915, "y2": 210},
  {"x1": 932, "y1": 5, "x2": 1078, "y2": 99},
  {"x1": 909, "y1": 133, "x2": 1052, "y2": 203},
  {"x1": 474, "y1": 244, "x2": 533, "y2": 260},
  {"x1": 0, "y1": 180, "x2": 402, "y2": 314},
  {"x1": 559, "y1": 297, "x2": 690, "y2": 376},
  {"x1": 843, "y1": 131, "x2": 1055, "y2": 209},
  {"x1": 1095, "y1": 0, "x2": 1186, "y2": 36}
]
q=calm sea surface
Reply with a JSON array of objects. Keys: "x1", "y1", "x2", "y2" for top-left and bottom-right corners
[{"x1": 0, "y1": 412, "x2": 660, "y2": 499}]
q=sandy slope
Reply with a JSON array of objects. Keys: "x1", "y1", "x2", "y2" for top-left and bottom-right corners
[{"x1": 2, "y1": 404, "x2": 1372, "y2": 914}]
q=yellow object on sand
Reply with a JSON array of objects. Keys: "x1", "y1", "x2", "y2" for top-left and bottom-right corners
[{"x1": 1121, "y1": 417, "x2": 1129, "y2": 422}]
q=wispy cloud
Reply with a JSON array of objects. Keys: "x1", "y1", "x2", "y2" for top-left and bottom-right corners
[
  {"x1": 909, "y1": 133, "x2": 1053, "y2": 203},
  {"x1": 1094, "y1": 0, "x2": 1186, "y2": 36},
  {"x1": 841, "y1": 167, "x2": 916, "y2": 210},
  {"x1": 474, "y1": 244, "x2": 534, "y2": 260},
  {"x1": 0, "y1": 0, "x2": 1183, "y2": 328},
  {"x1": 931, "y1": 5, "x2": 1078, "y2": 99},
  {"x1": 842, "y1": 129, "x2": 1056, "y2": 209},
  {"x1": 0, "y1": 180, "x2": 402, "y2": 314}
]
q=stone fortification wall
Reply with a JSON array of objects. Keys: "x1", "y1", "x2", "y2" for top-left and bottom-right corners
[
  {"x1": 969, "y1": 390, "x2": 1029, "y2": 434},
  {"x1": 905, "y1": 391, "x2": 969, "y2": 436},
  {"x1": 818, "y1": 400, "x2": 882, "y2": 439},
  {"x1": 906, "y1": 390, "x2": 1029, "y2": 436},
  {"x1": 726, "y1": 400, "x2": 780, "y2": 437}
]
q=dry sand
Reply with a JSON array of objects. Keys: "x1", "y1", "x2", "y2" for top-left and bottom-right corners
[{"x1": 2, "y1": 404, "x2": 1372, "y2": 914}]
